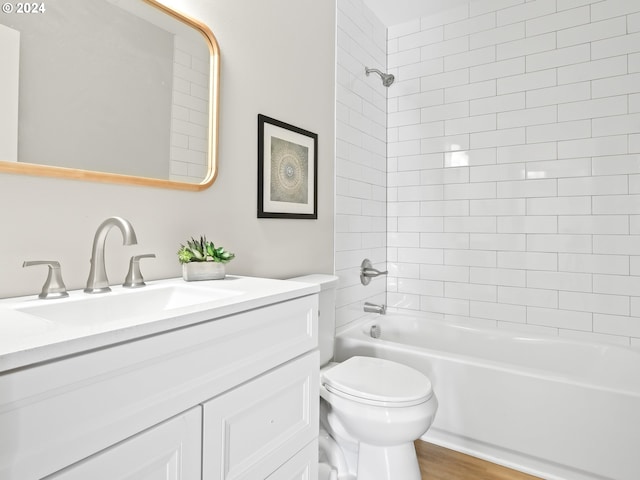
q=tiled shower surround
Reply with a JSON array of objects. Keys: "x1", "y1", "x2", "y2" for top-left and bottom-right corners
[
  {"x1": 337, "y1": 0, "x2": 640, "y2": 346},
  {"x1": 335, "y1": 0, "x2": 387, "y2": 330},
  {"x1": 386, "y1": 0, "x2": 640, "y2": 346}
]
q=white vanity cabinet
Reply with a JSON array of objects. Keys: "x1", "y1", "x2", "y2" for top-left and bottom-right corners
[{"x1": 0, "y1": 290, "x2": 319, "y2": 480}]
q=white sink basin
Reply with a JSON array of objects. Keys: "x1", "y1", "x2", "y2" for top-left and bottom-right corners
[{"x1": 14, "y1": 284, "x2": 242, "y2": 326}]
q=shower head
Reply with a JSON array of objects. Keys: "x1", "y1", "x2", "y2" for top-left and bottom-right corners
[{"x1": 365, "y1": 67, "x2": 395, "y2": 87}]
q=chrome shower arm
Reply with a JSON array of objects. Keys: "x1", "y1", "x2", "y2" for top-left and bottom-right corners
[
  {"x1": 365, "y1": 67, "x2": 384, "y2": 76},
  {"x1": 365, "y1": 66, "x2": 395, "y2": 87}
]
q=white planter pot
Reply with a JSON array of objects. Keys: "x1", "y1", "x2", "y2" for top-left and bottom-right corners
[{"x1": 182, "y1": 262, "x2": 226, "y2": 281}]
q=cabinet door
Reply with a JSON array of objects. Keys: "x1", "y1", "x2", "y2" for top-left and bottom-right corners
[
  {"x1": 266, "y1": 440, "x2": 318, "y2": 480},
  {"x1": 47, "y1": 407, "x2": 202, "y2": 480},
  {"x1": 203, "y1": 352, "x2": 319, "y2": 480}
]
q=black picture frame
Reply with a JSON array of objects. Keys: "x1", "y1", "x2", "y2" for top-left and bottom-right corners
[{"x1": 257, "y1": 114, "x2": 318, "y2": 219}]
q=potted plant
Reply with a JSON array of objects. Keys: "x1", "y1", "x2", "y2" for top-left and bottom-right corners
[{"x1": 177, "y1": 236, "x2": 235, "y2": 281}]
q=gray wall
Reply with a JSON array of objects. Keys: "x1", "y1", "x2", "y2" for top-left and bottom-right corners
[{"x1": 0, "y1": 0, "x2": 335, "y2": 298}]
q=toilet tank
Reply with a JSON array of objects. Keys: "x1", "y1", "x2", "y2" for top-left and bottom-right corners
[{"x1": 288, "y1": 274, "x2": 339, "y2": 366}]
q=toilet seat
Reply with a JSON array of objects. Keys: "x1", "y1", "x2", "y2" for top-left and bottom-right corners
[{"x1": 322, "y1": 356, "x2": 433, "y2": 407}]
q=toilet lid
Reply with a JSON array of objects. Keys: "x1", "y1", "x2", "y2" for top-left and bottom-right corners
[{"x1": 322, "y1": 356, "x2": 432, "y2": 406}]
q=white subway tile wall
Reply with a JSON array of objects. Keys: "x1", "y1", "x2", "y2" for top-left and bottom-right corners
[
  {"x1": 387, "y1": 0, "x2": 640, "y2": 346},
  {"x1": 336, "y1": 0, "x2": 387, "y2": 330}
]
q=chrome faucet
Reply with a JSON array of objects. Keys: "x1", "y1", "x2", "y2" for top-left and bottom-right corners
[
  {"x1": 85, "y1": 217, "x2": 138, "y2": 294},
  {"x1": 364, "y1": 302, "x2": 386, "y2": 315}
]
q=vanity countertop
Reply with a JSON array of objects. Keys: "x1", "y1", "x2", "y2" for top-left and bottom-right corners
[{"x1": 0, "y1": 276, "x2": 319, "y2": 372}]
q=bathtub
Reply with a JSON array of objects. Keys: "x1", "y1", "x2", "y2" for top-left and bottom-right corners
[{"x1": 334, "y1": 314, "x2": 640, "y2": 480}]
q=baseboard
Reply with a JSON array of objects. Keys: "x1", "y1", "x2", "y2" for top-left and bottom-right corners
[{"x1": 421, "y1": 428, "x2": 608, "y2": 480}]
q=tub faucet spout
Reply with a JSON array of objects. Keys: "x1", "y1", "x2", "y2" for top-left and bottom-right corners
[
  {"x1": 364, "y1": 302, "x2": 386, "y2": 315},
  {"x1": 85, "y1": 216, "x2": 138, "y2": 294}
]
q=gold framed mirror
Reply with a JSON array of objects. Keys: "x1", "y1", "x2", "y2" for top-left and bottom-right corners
[{"x1": 0, "y1": 0, "x2": 219, "y2": 190}]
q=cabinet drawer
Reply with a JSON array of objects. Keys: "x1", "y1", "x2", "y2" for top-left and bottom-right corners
[{"x1": 203, "y1": 352, "x2": 319, "y2": 480}]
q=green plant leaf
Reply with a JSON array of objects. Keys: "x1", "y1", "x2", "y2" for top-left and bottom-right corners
[{"x1": 178, "y1": 235, "x2": 235, "y2": 263}]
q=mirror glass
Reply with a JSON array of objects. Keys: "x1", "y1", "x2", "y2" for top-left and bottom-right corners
[{"x1": 0, "y1": 0, "x2": 219, "y2": 190}]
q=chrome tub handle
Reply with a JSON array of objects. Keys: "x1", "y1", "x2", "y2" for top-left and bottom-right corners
[{"x1": 360, "y1": 258, "x2": 388, "y2": 285}]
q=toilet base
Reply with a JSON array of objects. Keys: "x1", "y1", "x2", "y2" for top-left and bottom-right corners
[{"x1": 357, "y1": 441, "x2": 421, "y2": 480}]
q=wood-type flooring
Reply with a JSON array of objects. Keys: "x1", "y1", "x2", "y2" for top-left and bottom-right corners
[{"x1": 416, "y1": 441, "x2": 542, "y2": 480}]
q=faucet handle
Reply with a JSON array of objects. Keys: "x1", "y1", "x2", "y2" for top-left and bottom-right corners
[
  {"x1": 123, "y1": 254, "x2": 156, "y2": 288},
  {"x1": 23, "y1": 260, "x2": 69, "y2": 299},
  {"x1": 360, "y1": 258, "x2": 388, "y2": 285}
]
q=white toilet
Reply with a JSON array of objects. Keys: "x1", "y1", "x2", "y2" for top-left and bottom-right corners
[{"x1": 290, "y1": 275, "x2": 438, "y2": 480}]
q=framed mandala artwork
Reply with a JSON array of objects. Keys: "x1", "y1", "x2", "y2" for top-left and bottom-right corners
[{"x1": 257, "y1": 114, "x2": 318, "y2": 219}]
